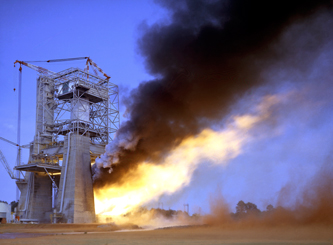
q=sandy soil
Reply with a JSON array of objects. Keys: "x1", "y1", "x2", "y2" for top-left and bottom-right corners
[{"x1": 0, "y1": 224, "x2": 332, "y2": 245}]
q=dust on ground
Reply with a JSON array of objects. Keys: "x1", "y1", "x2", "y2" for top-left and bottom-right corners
[{"x1": 1, "y1": 223, "x2": 332, "y2": 245}]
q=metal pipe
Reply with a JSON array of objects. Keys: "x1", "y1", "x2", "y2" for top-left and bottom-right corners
[
  {"x1": 59, "y1": 132, "x2": 71, "y2": 213},
  {"x1": 26, "y1": 173, "x2": 34, "y2": 215},
  {"x1": 43, "y1": 167, "x2": 58, "y2": 189},
  {"x1": 38, "y1": 132, "x2": 40, "y2": 153},
  {"x1": 43, "y1": 166, "x2": 59, "y2": 209}
]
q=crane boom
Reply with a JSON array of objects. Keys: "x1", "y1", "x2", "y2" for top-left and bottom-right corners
[
  {"x1": 24, "y1": 57, "x2": 88, "y2": 63},
  {"x1": 14, "y1": 57, "x2": 110, "y2": 81},
  {"x1": 0, "y1": 150, "x2": 16, "y2": 179},
  {"x1": 14, "y1": 60, "x2": 56, "y2": 76},
  {"x1": 85, "y1": 57, "x2": 111, "y2": 80},
  {"x1": 0, "y1": 136, "x2": 18, "y2": 146}
]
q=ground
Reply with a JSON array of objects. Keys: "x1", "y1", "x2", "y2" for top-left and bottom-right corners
[{"x1": 0, "y1": 223, "x2": 332, "y2": 244}]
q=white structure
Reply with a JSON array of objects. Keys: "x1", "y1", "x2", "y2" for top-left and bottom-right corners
[{"x1": 0, "y1": 201, "x2": 11, "y2": 224}]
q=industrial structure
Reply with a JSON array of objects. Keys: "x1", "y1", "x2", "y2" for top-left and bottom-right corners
[
  {"x1": 0, "y1": 201, "x2": 12, "y2": 224},
  {"x1": 1, "y1": 58, "x2": 119, "y2": 223}
]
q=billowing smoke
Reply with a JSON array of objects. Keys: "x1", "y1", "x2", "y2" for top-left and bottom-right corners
[
  {"x1": 93, "y1": 0, "x2": 333, "y2": 189},
  {"x1": 205, "y1": 159, "x2": 333, "y2": 226}
]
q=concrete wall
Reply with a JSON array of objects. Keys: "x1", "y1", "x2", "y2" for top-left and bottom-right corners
[
  {"x1": 16, "y1": 173, "x2": 30, "y2": 219},
  {"x1": 25, "y1": 172, "x2": 53, "y2": 223},
  {"x1": 57, "y1": 134, "x2": 95, "y2": 223},
  {"x1": 17, "y1": 171, "x2": 54, "y2": 223}
]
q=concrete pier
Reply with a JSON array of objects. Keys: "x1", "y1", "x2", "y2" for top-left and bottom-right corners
[
  {"x1": 17, "y1": 172, "x2": 60, "y2": 223},
  {"x1": 56, "y1": 134, "x2": 95, "y2": 223}
]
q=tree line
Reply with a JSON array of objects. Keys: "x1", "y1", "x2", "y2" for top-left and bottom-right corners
[{"x1": 232, "y1": 200, "x2": 275, "y2": 218}]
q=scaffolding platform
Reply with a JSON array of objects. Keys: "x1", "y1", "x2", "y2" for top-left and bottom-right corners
[
  {"x1": 56, "y1": 126, "x2": 104, "y2": 138},
  {"x1": 14, "y1": 163, "x2": 61, "y2": 173},
  {"x1": 57, "y1": 87, "x2": 106, "y2": 103}
]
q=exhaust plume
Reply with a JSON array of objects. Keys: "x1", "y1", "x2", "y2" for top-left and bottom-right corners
[
  {"x1": 94, "y1": 0, "x2": 332, "y2": 186},
  {"x1": 95, "y1": 95, "x2": 280, "y2": 216}
]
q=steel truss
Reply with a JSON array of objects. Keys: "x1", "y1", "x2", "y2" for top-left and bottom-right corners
[{"x1": 38, "y1": 67, "x2": 119, "y2": 145}]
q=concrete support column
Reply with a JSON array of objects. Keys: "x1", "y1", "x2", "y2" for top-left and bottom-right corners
[
  {"x1": 26, "y1": 173, "x2": 53, "y2": 222},
  {"x1": 57, "y1": 134, "x2": 95, "y2": 223},
  {"x1": 17, "y1": 172, "x2": 53, "y2": 223}
]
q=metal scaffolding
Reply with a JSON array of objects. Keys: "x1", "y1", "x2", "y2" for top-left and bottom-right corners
[
  {"x1": 36, "y1": 67, "x2": 119, "y2": 145},
  {"x1": 12, "y1": 58, "x2": 119, "y2": 223}
]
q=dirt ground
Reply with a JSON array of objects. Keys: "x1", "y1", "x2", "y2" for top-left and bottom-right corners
[{"x1": 0, "y1": 224, "x2": 332, "y2": 245}]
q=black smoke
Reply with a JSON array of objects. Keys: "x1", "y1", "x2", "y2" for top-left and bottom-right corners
[{"x1": 93, "y1": 0, "x2": 333, "y2": 188}]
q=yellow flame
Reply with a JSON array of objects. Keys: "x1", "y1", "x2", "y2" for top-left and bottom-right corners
[{"x1": 94, "y1": 95, "x2": 279, "y2": 218}]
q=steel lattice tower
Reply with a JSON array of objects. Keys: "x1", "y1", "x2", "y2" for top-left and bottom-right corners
[{"x1": 14, "y1": 60, "x2": 119, "y2": 223}]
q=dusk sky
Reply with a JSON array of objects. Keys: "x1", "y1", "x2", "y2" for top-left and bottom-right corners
[
  {"x1": 0, "y1": 0, "x2": 167, "y2": 204},
  {"x1": 1, "y1": 0, "x2": 332, "y2": 216}
]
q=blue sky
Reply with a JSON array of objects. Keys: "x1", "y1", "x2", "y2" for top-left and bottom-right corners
[
  {"x1": 0, "y1": 0, "x2": 332, "y2": 215},
  {"x1": 0, "y1": 0, "x2": 167, "y2": 204}
]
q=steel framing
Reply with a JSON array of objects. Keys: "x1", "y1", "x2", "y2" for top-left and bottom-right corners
[
  {"x1": 13, "y1": 59, "x2": 116, "y2": 223},
  {"x1": 38, "y1": 67, "x2": 119, "y2": 145}
]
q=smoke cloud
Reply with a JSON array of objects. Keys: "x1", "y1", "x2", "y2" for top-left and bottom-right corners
[
  {"x1": 205, "y1": 159, "x2": 333, "y2": 226},
  {"x1": 93, "y1": 0, "x2": 333, "y2": 188}
]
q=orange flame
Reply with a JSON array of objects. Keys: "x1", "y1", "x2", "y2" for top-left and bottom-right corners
[{"x1": 94, "y1": 95, "x2": 280, "y2": 220}]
